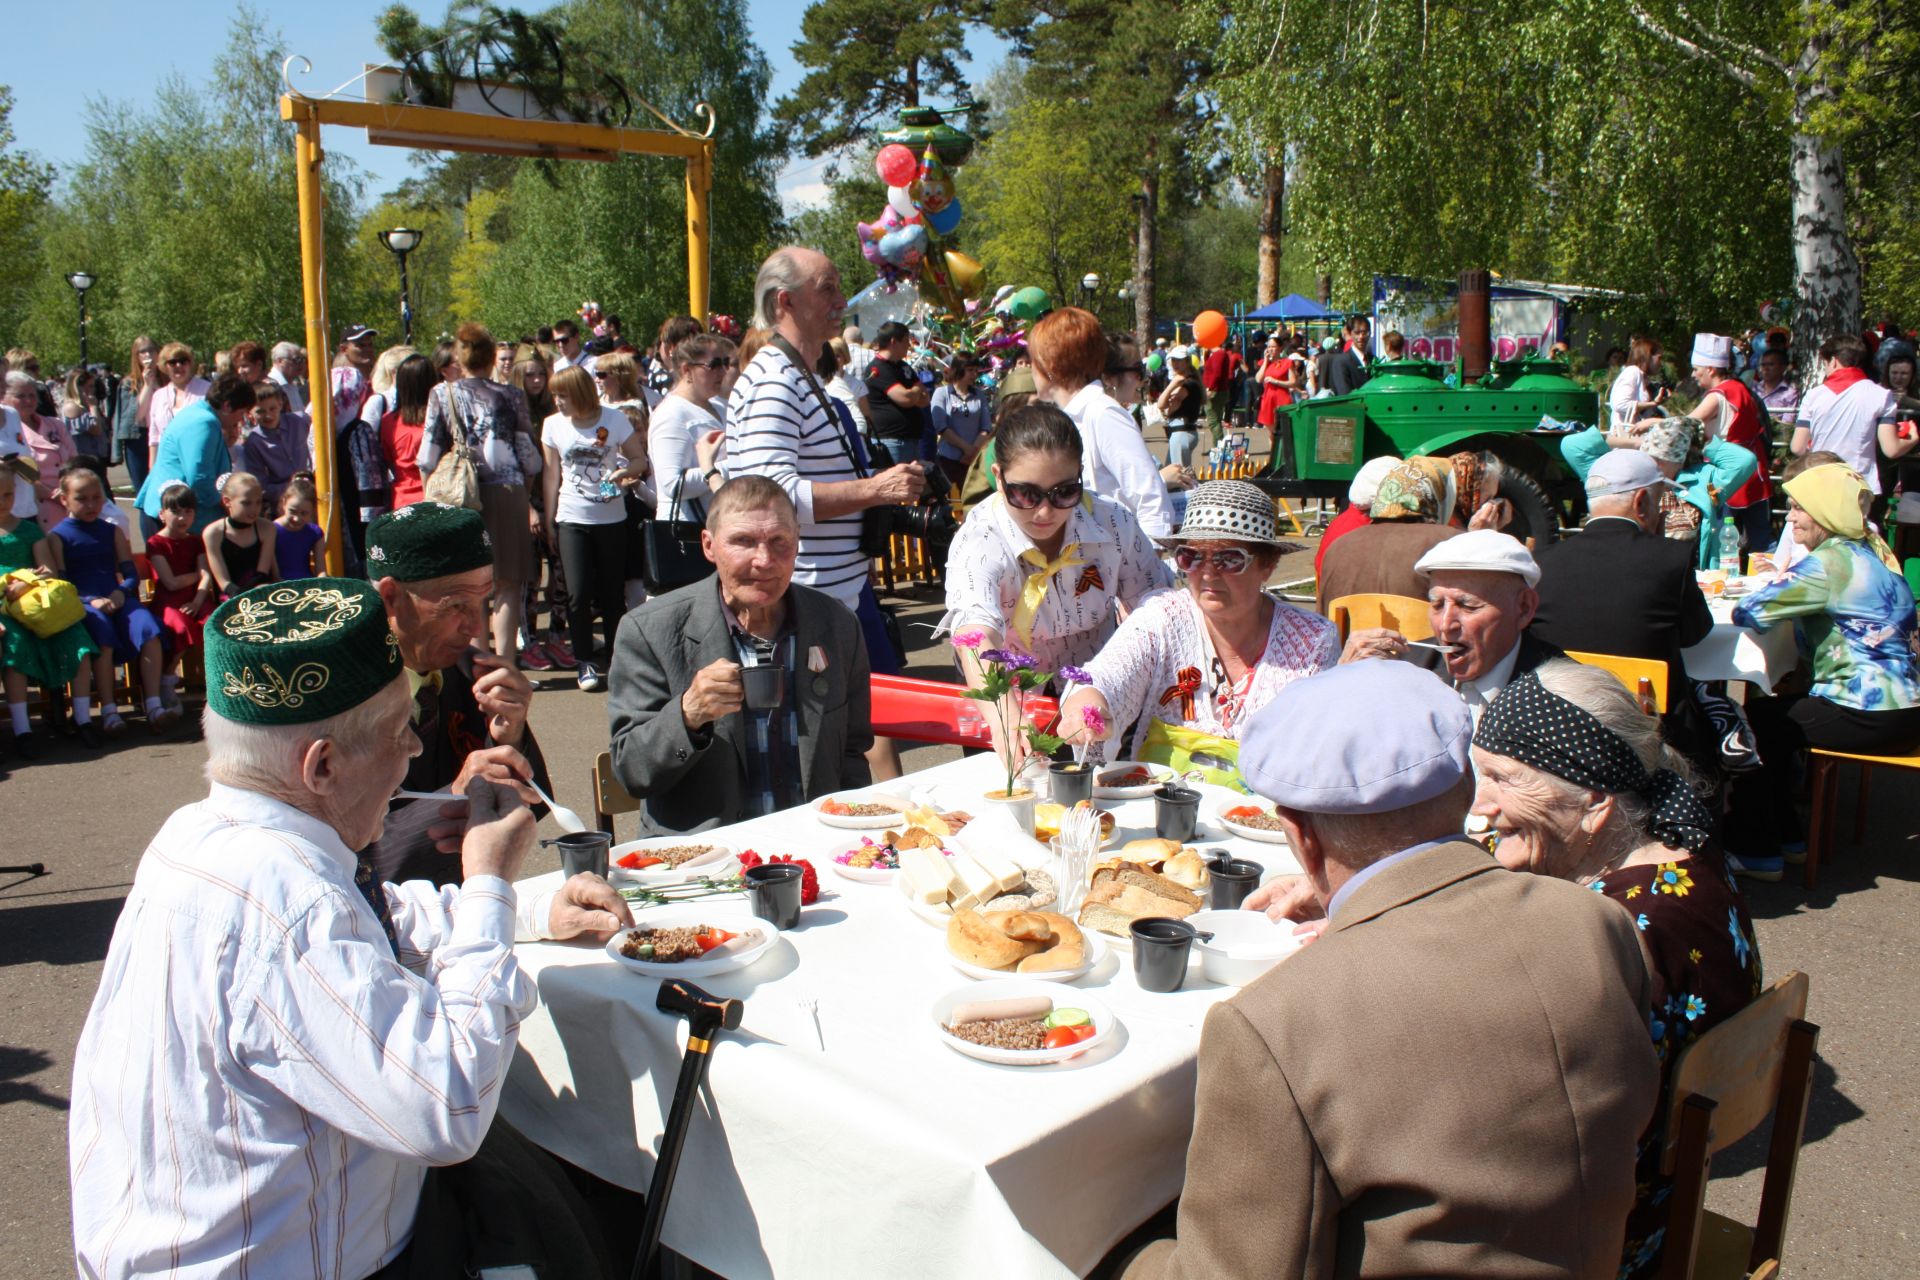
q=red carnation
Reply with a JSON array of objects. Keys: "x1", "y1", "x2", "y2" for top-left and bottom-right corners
[
  {"x1": 736, "y1": 850, "x2": 764, "y2": 872},
  {"x1": 770, "y1": 854, "x2": 820, "y2": 905}
]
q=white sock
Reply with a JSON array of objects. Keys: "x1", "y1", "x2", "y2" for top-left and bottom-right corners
[
  {"x1": 73, "y1": 695, "x2": 92, "y2": 726},
  {"x1": 145, "y1": 695, "x2": 165, "y2": 718},
  {"x1": 8, "y1": 702, "x2": 28, "y2": 735}
]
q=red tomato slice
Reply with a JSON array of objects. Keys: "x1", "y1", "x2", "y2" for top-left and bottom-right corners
[
  {"x1": 694, "y1": 927, "x2": 735, "y2": 953},
  {"x1": 1071, "y1": 1023, "x2": 1097, "y2": 1043},
  {"x1": 616, "y1": 853, "x2": 665, "y2": 870},
  {"x1": 1224, "y1": 806, "x2": 1264, "y2": 821}
]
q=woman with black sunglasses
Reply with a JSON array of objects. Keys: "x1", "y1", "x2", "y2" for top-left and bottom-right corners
[
  {"x1": 940, "y1": 402, "x2": 1174, "y2": 769},
  {"x1": 1060, "y1": 480, "x2": 1339, "y2": 782}
]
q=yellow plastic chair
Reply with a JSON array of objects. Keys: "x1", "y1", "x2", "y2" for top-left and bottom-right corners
[
  {"x1": 1326, "y1": 593, "x2": 1435, "y2": 642},
  {"x1": 1565, "y1": 650, "x2": 1670, "y2": 714},
  {"x1": 1803, "y1": 742, "x2": 1920, "y2": 888},
  {"x1": 591, "y1": 750, "x2": 641, "y2": 838}
]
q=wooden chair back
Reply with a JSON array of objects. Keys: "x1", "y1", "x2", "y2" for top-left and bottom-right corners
[
  {"x1": 1658, "y1": 971, "x2": 1816, "y2": 1280},
  {"x1": 1326, "y1": 592, "x2": 1435, "y2": 642},
  {"x1": 592, "y1": 750, "x2": 641, "y2": 837},
  {"x1": 1565, "y1": 650, "x2": 1671, "y2": 714}
]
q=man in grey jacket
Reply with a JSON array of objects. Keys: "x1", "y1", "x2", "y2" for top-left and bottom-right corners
[{"x1": 607, "y1": 475, "x2": 873, "y2": 832}]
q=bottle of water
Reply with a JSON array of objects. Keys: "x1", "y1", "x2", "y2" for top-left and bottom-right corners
[{"x1": 1719, "y1": 515, "x2": 1741, "y2": 576}]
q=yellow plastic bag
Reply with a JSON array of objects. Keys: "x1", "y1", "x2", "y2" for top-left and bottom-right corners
[
  {"x1": 4, "y1": 568, "x2": 84, "y2": 638},
  {"x1": 1138, "y1": 718, "x2": 1249, "y2": 793}
]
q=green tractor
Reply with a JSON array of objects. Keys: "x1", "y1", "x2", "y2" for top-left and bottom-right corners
[{"x1": 1256, "y1": 354, "x2": 1601, "y2": 546}]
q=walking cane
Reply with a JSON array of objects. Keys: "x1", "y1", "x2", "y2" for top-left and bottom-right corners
[{"x1": 632, "y1": 977, "x2": 744, "y2": 1280}]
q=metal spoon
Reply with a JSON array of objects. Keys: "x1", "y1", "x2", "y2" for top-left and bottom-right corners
[{"x1": 1405, "y1": 640, "x2": 1462, "y2": 654}]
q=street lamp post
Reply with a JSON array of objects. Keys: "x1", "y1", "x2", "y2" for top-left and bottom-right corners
[
  {"x1": 1079, "y1": 271, "x2": 1101, "y2": 316},
  {"x1": 65, "y1": 271, "x2": 95, "y2": 367},
  {"x1": 378, "y1": 227, "x2": 423, "y2": 345}
]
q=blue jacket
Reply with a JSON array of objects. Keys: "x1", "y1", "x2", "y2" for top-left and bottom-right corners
[
  {"x1": 136, "y1": 400, "x2": 228, "y2": 532},
  {"x1": 1561, "y1": 426, "x2": 1758, "y2": 569}
]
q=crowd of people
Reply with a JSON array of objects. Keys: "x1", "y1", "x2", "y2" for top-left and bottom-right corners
[{"x1": 30, "y1": 243, "x2": 1920, "y2": 1278}]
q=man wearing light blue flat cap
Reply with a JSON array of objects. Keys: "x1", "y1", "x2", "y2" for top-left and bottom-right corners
[{"x1": 1123, "y1": 660, "x2": 1659, "y2": 1280}]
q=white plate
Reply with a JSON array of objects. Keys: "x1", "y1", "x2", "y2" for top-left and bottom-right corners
[
  {"x1": 895, "y1": 865, "x2": 1060, "y2": 926},
  {"x1": 932, "y1": 979, "x2": 1117, "y2": 1066},
  {"x1": 608, "y1": 837, "x2": 734, "y2": 885},
  {"x1": 812, "y1": 791, "x2": 914, "y2": 829},
  {"x1": 828, "y1": 837, "x2": 925, "y2": 884},
  {"x1": 1214, "y1": 799, "x2": 1292, "y2": 845},
  {"x1": 604, "y1": 906, "x2": 775, "y2": 979},
  {"x1": 947, "y1": 925, "x2": 1108, "y2": 983},
  {"x1": 1092, "y1": 760, "x2": 1178, "y2": 799}
]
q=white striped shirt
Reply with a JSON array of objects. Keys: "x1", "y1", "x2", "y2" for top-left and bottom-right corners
[
  {"x1": 724, "y1": 343, "x2": 869, "y2": 608},
  {"x1": 69, "y1": 784, "x2": 536, "y2": 1280}
]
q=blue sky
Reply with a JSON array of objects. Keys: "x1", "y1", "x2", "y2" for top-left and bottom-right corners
[{"x1": 5, "y1": 0, "x2": 1008, "y2": 211}]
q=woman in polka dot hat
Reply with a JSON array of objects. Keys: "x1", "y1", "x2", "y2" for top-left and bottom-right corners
[{"x1": 1058, "y1": 480, "x2": 1340, "y2": 785}]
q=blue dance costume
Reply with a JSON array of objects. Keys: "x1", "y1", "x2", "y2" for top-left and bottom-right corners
[{"x1": 52, "y1": 515, "x2": 166, "y2": 660}]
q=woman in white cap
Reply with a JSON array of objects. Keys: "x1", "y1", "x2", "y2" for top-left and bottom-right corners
[
  {"x1": 1683, "y1": 332, "x2": 1774, "y2": 551},
  {"x1": 1154, "y1": 345, "x2": 1203, "y2": 465},
  {"x1": 1060, "y1": 480, "x2": 1338, "y2": 785},
  {"x1": 1313, "y1": 454, "x2": 1401, "y2": 580}
]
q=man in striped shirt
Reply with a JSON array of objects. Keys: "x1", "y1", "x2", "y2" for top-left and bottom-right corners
[{"x1": 725, "y1": 247, "x2": 926, "y2": 777}]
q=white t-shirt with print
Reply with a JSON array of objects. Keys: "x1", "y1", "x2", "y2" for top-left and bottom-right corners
[{"x1": 541, "y1": 406, "x2": 633, "y2": 525}]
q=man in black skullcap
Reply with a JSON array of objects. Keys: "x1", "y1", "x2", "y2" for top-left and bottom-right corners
[{"x1": 365, "y1": 502, "x2": 555, "y2": 885}]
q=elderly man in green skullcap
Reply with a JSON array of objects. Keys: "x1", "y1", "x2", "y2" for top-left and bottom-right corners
[
  {"x1": 363, "y1": 501, "x2": 555, "y2": 886},
  {"x1": 70, "y1": 579, "x2": 632, "y2": 1279}
]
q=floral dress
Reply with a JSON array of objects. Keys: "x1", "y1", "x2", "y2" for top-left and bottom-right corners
[
  {"x1": 1733, "y1": 535, "x2": 1920, "y2": 711},
  {"x1": 1591, "y1": 852, "x2": 1763, "y2": 1279}
]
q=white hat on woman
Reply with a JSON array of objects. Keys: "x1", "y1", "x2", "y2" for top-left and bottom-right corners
[
  {"x1": 1690, "y1": 333, "x2": 1731, "y2": 369},
  {"x1": 1348, "y1": 455, "x2": 1403, "y2": 508},
  {"x1": 1170, "y1": 480, "x2": 1300, "y2": 549}
]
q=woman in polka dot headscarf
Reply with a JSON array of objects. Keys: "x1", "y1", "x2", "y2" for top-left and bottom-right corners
[
  {"x1": 1469, "y1": 658, "x2": 1759, "y2": 1280},
  {"x1": 1059, "y1": 481, "x2": 1340, "y2": 781}
]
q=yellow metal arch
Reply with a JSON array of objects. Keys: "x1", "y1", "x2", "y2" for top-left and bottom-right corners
[{"x1": 278, "y1": 90, "x2": 715, "y2": 573}]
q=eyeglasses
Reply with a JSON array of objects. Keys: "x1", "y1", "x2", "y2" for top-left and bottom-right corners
[
  {"x1": 165, "y1": 357, "x2": 191, "y2": 367},
  {"x1": 1113, "y1": 362, "x2": 1146, "y2": 376},
  {"x1": 699, "y1": 357, "x2": 737, "y2": 371},
  {"x1": 1003, "y1": 478, "x2": 1084, "y2": 510},
  {"x1": 591, "y1": 369, "x2": 611, "y2": 378},
  {"x1": 1173, "y1": 546, "x2": 1254, "y2": 575}
]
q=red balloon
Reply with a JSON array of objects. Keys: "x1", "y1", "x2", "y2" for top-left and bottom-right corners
[
  {"x1": 1193, "y1": 310, "x2": 1229, "y2": 349},
  {"x1": 875, "y1": 144, "x2": 920, "y2": 189}
]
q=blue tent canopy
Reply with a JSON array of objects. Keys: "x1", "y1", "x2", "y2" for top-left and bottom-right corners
[{"x1": 1244, "y1": 293, "x2": 1337, "y2": 321}]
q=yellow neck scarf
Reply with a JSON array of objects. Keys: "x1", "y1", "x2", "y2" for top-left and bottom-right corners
[
  {"x1": 407, "y1": 667, "x2": 444, "y2": 722},
  {"x1": 1011, "y1": 542, "x2": 1086, "y2": 649}
]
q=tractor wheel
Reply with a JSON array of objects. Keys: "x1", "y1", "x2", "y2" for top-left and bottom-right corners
[{"x1": 1494, "y1": 463, "x2": 1559, "y2": 548}]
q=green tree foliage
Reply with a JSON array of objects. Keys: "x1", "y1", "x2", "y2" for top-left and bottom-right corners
[
  {"x1": 0, "y1": 88, "x2": 53, "y2": 347},
  {"x1": 455, "y1": 0, "x2": 786, "y2": 334},
  {"x1": 772, "y1": 0, "x2": 984, "y2": 159},
  {"x1": 7, "y1": 11, "x2": 383, "y2": 368}
]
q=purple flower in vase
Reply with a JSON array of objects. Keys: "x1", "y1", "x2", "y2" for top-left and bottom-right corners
[
  {"x1": 979, "y1": 648, "x2": 1014, "y2": 665},
  {"x1": 1058, "y1": 664, "x2": 1093, "y2": 686},
  {"x1": 1000, "y1": 651, "x2": 1039, "y2": 672}
]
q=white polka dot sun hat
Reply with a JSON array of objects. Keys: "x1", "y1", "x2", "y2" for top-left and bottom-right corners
[{"x1": 1165, "y1": 480, "x2": 1301, "y2": 549}]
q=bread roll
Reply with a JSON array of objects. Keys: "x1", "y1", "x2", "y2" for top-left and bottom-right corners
[
  {"x1": 984, "y1": 910, "x2": 1054, "y2": 943},
  {"x1": 1162, "y1": 849, "x2": 1211, "y2": 891},
  {"x1": 1017, "y1": 912, "x2": 1087, "y2": 973},
  {"x1": 946, "y1": 908, "x2": 1043, "y2": 969},
  {"x1": 1123, "y1": 837, "x2": 1182, "y2": 864}
]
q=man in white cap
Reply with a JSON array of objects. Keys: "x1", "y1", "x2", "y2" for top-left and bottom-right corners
[
  {"x1": 1343, "y1": 528, "x2": 1558, "y2": 722},
  {"x1": 1683, "y1": 330, "x2": 1775, "y2": 550},
  {"x1": 1531, "y1": 452, "x2": 1717, "y2": 767},
  {"x1": 1122, "y1": 660, "x2": 1658, "y2": 1279}
]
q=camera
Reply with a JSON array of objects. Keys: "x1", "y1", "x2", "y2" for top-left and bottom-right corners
[{"x1": 859, "y1": 463, "x2": 958, "y2": 574}]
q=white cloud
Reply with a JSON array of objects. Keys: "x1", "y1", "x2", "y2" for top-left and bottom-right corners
[{"x1": 781, "y1": 181, "x2": 832, "y2": 213}]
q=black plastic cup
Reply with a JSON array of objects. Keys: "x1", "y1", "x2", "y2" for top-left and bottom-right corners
[
  {"x1": 551, "y1": 831, "x2": 610, "y2": 880},
  {"x1": 1208, "y1": 856, "x2": 1265, "y2": 910},
  {"x1": 744, "y1": 863, "x2": 804, "y2": 930},
  {"x1": 1049, "y1": 761, "x2": 1094, "y2": 807},
  {"x1": 741, "y1": 663, "x2": 784, "y2": 710},
  {"x1": 1131, "y1": 917, "x2": 1198, "y2": 992},
  {"x1": 1153, "y1": 785, "x2": 1201, "y2": 842}
]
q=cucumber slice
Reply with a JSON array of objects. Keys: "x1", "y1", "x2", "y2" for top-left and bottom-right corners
[{"x1": 1044, "y1": 1007, "x2": 1092, "y2": 1029}]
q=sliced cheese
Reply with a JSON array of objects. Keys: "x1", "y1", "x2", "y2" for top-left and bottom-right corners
[
  {"x1": 972, "y1": 847, "x2": 1027, "y2": 894},
  {"x1": 947, "y1": 852, "x2": 1000, "y2": 911},
  {"x1": 899, "y1": 847, "x2": 959, "y2": 906}
]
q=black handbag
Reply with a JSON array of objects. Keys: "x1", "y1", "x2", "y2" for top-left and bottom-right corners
[{"x1": 639, "y1": 486, "x2": 713, "y2": 597}]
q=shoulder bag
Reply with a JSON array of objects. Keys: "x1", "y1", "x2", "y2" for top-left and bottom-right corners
[
  {"x1": 639, "y1": 483, "x2": 713, "y2": 597},
  {"x1": 4, "y1": 569, "x2": 83, "y2": 638},
  {"x1": 422, "y1": 385, "x2": 483, "y2": 511},
  {"x1": 769, "y1": 335, "x2": 892, "y2": 559}
]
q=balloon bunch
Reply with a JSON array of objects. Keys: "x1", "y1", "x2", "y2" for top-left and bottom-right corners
[
  {"x1": 856, "y1": 141, "x2": 985, "y2": 321},
  {"x1": 579, "y1": 300, "x2": 607, "y2": 337}
]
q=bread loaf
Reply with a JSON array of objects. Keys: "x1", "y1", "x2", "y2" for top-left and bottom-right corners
[
  {"x1": 946, "y1": 908, "x2": 1046, "y2": 969},
  {"x1": 1161, "y1": 849, "x2": 1211, "y2": 891},
  {"x1": 1016, "y1": 912, "x2": 1087, "y2": 973},
  {"x1": 1090, "y1": 861, "x2": 1202, "y2": 910}
]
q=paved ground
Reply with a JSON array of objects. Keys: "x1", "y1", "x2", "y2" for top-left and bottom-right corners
[{"x1": 2, "y1": 480, "x2": 1915, "y2": 1277}]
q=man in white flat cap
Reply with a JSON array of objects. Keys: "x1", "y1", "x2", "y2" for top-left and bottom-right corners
[
  {"x1": 1682, "y1": 330, "x2": 1775, "y2": 550},
  {"x1": 1122, "y1": 660, "x2": 1658, "y2": 1279},
  {"x1": 1343, "y1": 528, "x2": 1560, "y2": 723}
]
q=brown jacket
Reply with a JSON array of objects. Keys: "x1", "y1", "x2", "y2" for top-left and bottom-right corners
[
  {"x1": 1315, "y1": 520, "x2": 1459, "y2": 613},
  {"x1": 1125, "y1": 841, "x2": 1659, "y2": 1280}
]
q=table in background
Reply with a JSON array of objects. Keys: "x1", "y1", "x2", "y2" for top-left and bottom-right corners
[
  {"x1": 1681, "y1": 588, "x2": 1801, "y2": 693},
  {"x1": 501, "y1": 753, "x2": 1296, "y2": 1279}
]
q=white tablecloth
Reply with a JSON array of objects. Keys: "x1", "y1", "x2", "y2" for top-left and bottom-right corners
[
  {"x1": 1680, "y1": 596, "x2": 1801, "y2": 692},
  {"x1": 501, "y1": 754, "x2": 1297, "y2": 1279}
]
